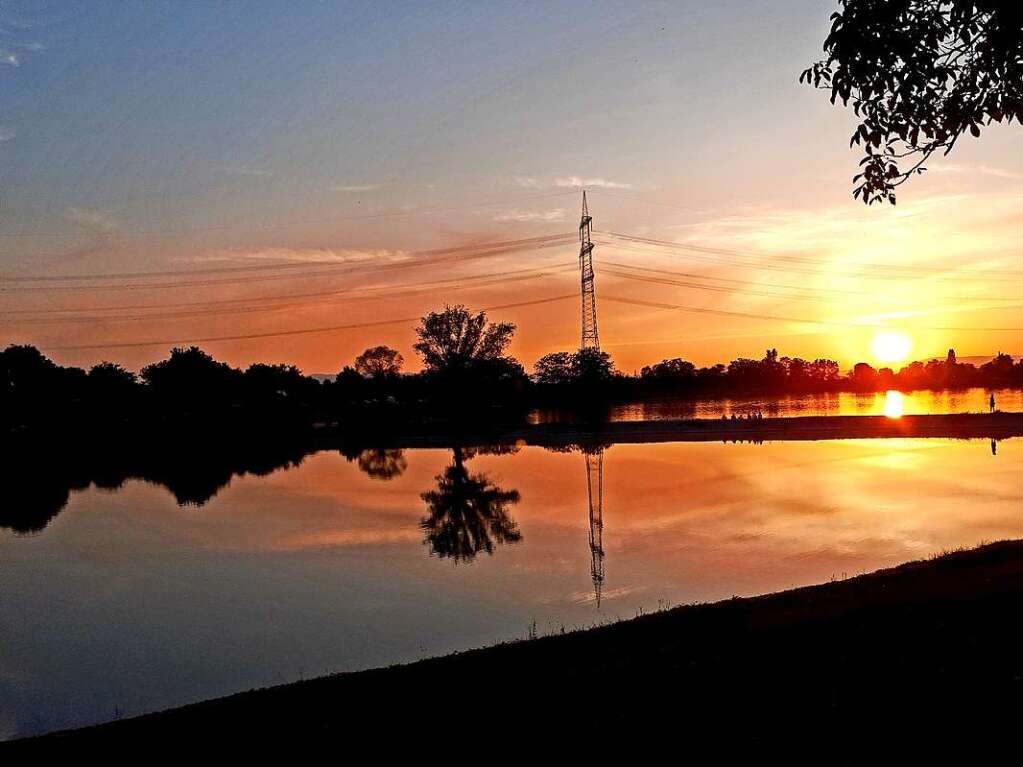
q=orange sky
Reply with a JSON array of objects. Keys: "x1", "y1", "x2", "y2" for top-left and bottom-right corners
[{"x1": 8, "y1": 175, "x2": 1023, "y2": 377}]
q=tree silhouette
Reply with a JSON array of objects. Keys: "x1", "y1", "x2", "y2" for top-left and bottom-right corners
[
  {"x1": 533, "y1": 348, "x2": 616, "y2": 384},
  {"x1": 413, "y1": 305, "x2": 516, "y2": 374},
  {"x1": 802, "y1": 1, "x2": 1023, "y2": 204},
  {"x1": 420, "y1": 447, "x2": 522, "y2": 562},
  {"x1": 354, "y1": 346, "x2": 404, "y2": 379}
]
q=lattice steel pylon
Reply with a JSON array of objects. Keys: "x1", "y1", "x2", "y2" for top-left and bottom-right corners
[
  {"x1": 578, "y1": 190, "x2": 599, "y2": 350},
  {"x1": 579, "y1": 190, "x2": 605, "y2": 606},
  {"x1": 585, "y1": 448, "x2": 605, "y2": 607}
]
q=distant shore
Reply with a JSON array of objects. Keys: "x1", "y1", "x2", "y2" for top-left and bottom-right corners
[
  {"x1": 335, "y1": 410, "x2": 1023, "y2": 450},
  {"x1": 10, "y1": 539, "x2": 1023, "y2": 754}
]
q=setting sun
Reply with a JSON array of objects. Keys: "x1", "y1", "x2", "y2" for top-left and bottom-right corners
[{"x1": 871, "y1": 332, "x2": 912, "y2": 365}]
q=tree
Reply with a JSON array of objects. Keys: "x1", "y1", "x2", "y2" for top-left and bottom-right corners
[
  {"x1": 851, "y1": 361, "x2": 879, "y2": 388},
  {"x1": 353, "y1": 345, "x2": 404, "y2": 379},
  {"x1": 533, "y1": 349, "x2": 616, "y2": 385},
  {"x1": 413, "y1": 305, "x2": 515, "y2": 374},
  {"x1": 88, "y1": 361, "x2": 137, "y2": 389},
  {"x1": 572, "y1": 348, "x2": 615, "y2": 384},
  {"x1": 420, "y1": 447, "x2": 522, "y2": 562},
  {"x1": 140, "y1": 346, "x2": 242, "y2": 410},
  {"x1": 640, "y1": 357, "x2": 697, "y2": 383},
  {"x1": 802, "y1": 1, "x2": 1023, "y2": 204},
  {"x1": 88, "y1": 362, "x2": 139, "y2": 413},
  {"x1": 244, "y1": 363, "x2": 308, "y2": 396},
  {"x1": 1, "y1": 345, "x2": 87, "y2": 426},
  {"x1": 533, "y1": 352, "x2": 576, "y2": 385}
]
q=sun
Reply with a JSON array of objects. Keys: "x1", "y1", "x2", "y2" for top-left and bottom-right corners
[{"x1": 871, "y1": 331, "x2": 912, "y2": 364}]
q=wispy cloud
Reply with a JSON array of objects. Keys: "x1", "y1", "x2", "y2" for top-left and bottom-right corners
[
  {"x1": 66, "y1": 206, "x2": 120, "y2": 237},
  {"x1": 217, "y1": 165, "x2": 273, "y2": 178},
  {"x1": 492, "y1": 208, "x2": 566, "y2": 223},
  {"x1": 187, "y1": 246, "x2": 406, "y2": 266},
  {"x1": 928, "y1": 163, "x2": 1023, "y2": 180},
  {"x1": 328, "y1": 183, "x2": 384, "y2": 192},
  {"x1": 515, "y1": 175, "x2": 636, "y2": 190},
  {"x1": 40, "y1": 207, "x2": 123, "y2": 266},
  {"x1": 513, "y1": 176, "x2": 544, "y2": 189},
  {"x1": 0, "y1": 49, "x2": 19, "y2": 67},
  {"x1": 0, "y1": 126, "x2": 14, "y2": 143},
  {"x1": 554, "y1": 176, "x2": 634, "y2": 190}
]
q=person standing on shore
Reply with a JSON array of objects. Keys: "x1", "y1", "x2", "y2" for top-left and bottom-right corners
[{"x1": 990, "y1": 393, "x2": 996, "y2": 413}]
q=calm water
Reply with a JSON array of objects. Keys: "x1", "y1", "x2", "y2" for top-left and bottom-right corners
[
  {"x1": 533, "y1": 386, "x2": 1023, "y2": 423},
  {"x1": 4, "y1": 436, "x2": 1023, "y2": 738}
]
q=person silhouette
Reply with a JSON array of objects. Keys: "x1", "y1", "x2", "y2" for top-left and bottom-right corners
[
  {"x1": 990, "y1": 393, "x2": 996, "y2": 413},
  {"x1": 991, "y1": 439, "x2": 998, "y2": 456}
]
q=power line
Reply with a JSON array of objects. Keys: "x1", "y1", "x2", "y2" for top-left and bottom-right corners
[
  {"x1": 600, "y1": 266, "x2": 1023, "y2": 317},
  {"x1": 0, "y1": 263, "x2": 578, "y2": 316},
  {"x1": 3, "y1": 267, "x2": 577, "y2": 325},
  {"x1": 0, "y1": 236, "x2": 576, "y2": 293},
  {"x1": 39, "y1": 294, "x2": 578, "y2": 351},
  {"x1": 598, "y1": 259, "x2": 1018, "y2": 303},
  {"x1": 602, "y1": 293, "x2": 1023, "y2": 333},
  {"x1": 0, "y1": 233, "x2": 574, "y2": 283},
  {"x1": 596, "y1": 236, "x2": 1023, "y2": 285},
  {"x1": 601, "y1": 231, "x2": 1023, "y2": 280}
]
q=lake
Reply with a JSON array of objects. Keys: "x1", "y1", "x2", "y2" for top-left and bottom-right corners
[
  {"x1": 3, "y1": 435, "x2": 1022, "y2": 739},
  {"x1": 532, "y1": 386, "x2": 1023, "y2": 423}
]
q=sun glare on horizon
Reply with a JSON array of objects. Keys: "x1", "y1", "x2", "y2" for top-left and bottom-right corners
[{"x1": 871, "y1": 331, "x2": 912, "y2": 365}]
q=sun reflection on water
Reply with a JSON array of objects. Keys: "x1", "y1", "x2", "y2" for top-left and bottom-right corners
[{"x1": 883, "y1": 390, "x2": 904, "y2": 419}]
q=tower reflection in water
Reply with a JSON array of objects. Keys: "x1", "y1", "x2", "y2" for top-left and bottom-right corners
[{"x1": 585, "y1": 447, "x2": 605, "y2": 607}]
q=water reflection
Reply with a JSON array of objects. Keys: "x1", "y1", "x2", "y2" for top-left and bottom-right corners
[
  {"x1": 532, "y1": 386, "x2": 1023, "y2": 423},
  {"x1": 0, "y1": 441, "x2": 312, "y2": 534},
  {"x1": 584, "y1": 447, "x2": 606, "y2": 606},
  {"x1": 7, "y1": 436, "x2": 1023, "y2": 740},
  {"x1": 420, "y1": 446, "x2": 522, "y2": 562},
  {"x1": 342, "y1": 447, "x2": 408, "y2": 480},
  {"x1": 883, "y1": 390, "x2": 904, "y2": 419}
]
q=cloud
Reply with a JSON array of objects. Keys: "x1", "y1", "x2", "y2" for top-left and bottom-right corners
[
  {"x1": 328, "y1": 183, "x2": 384, "y2": 192},
  {"x1": 553, "y1": 176, "x2": 634, "y2": 190},
  {"x1": 217, "y1": 165, "x2": 273, "y2": 178},
  {"x1": 514, "y1": 175, "x2": 635, "y2": 190},
  {"x1": 0, "y1": 49, "x2": 20, "y2": 67},
  {"x1": 39, "y1": 208, "x2": 122, "y2": 265},
  {"x1": 66, "y1": 206, "x2": 120, "y2": 237},
  {"x1": 513, "y1": 176, "x2": 544, "y2": 189},
  {"x1": 0, "y1": 126, "x2": 14, "y2": 143},
  {"x1": 188, "y1": 246, "x2": 406, "y2": 266},
  {"x1": 927, "y1": 163, "x2": 1023, "y2": 180},
  {"x1": 492, "y1": 208, "x2": 567, "y2": 223}
]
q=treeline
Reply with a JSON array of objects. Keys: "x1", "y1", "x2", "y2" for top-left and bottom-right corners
[
  {"x1": 629, "y1": 348, "x2": 1023, "y2": 395},
  {"x1": 3, "y1": 303, "x2": 1020, "y2": 438}
]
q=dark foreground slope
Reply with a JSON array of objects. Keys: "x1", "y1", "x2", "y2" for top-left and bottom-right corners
[{"x1": 9, "y1": 541, "x2": 1023, "y2": 758}]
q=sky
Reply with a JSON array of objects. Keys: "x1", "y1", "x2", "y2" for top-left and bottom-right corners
[{"x1": 2, "y1": 0, "x2": 1022, "y2": 375}]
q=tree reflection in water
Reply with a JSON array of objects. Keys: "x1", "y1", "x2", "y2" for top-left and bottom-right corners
[
  {"x1": 420, "y1": 446, "x2": 522, "y2": 562},
  {"x1": 354, "y1": 448, "x2": 408, "y2": 480}
]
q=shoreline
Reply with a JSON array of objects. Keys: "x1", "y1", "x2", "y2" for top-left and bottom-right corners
[
  {"x1": 9, "y1": 538, "x2": 1023, "y2": 752},
  {"x1": 338, "y1": 410, "x2": 1023, "y2": 449}
]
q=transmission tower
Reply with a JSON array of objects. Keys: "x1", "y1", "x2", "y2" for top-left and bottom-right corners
[
  {"x1": 578, "y1": 190, "x2": 604, "y2": 605},
  {"x1": 578, "y1": 190, "x2": 599, "y2": 350},
  {"x1": 585, "y1": 448, "x2": 605, "y2": 607}
]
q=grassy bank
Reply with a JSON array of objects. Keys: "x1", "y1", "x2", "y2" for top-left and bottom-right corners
[{"x1": 9, "y1": 540, "x2": 1023, "y2": 756}]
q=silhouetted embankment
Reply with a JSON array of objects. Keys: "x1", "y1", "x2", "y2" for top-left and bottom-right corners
[
  {"x1": 328, "y1": 411, "x2": 1023, "y2": 449},
  {"x1": 9, "y1": 539, "x2": 1023, "y2": 756}
]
